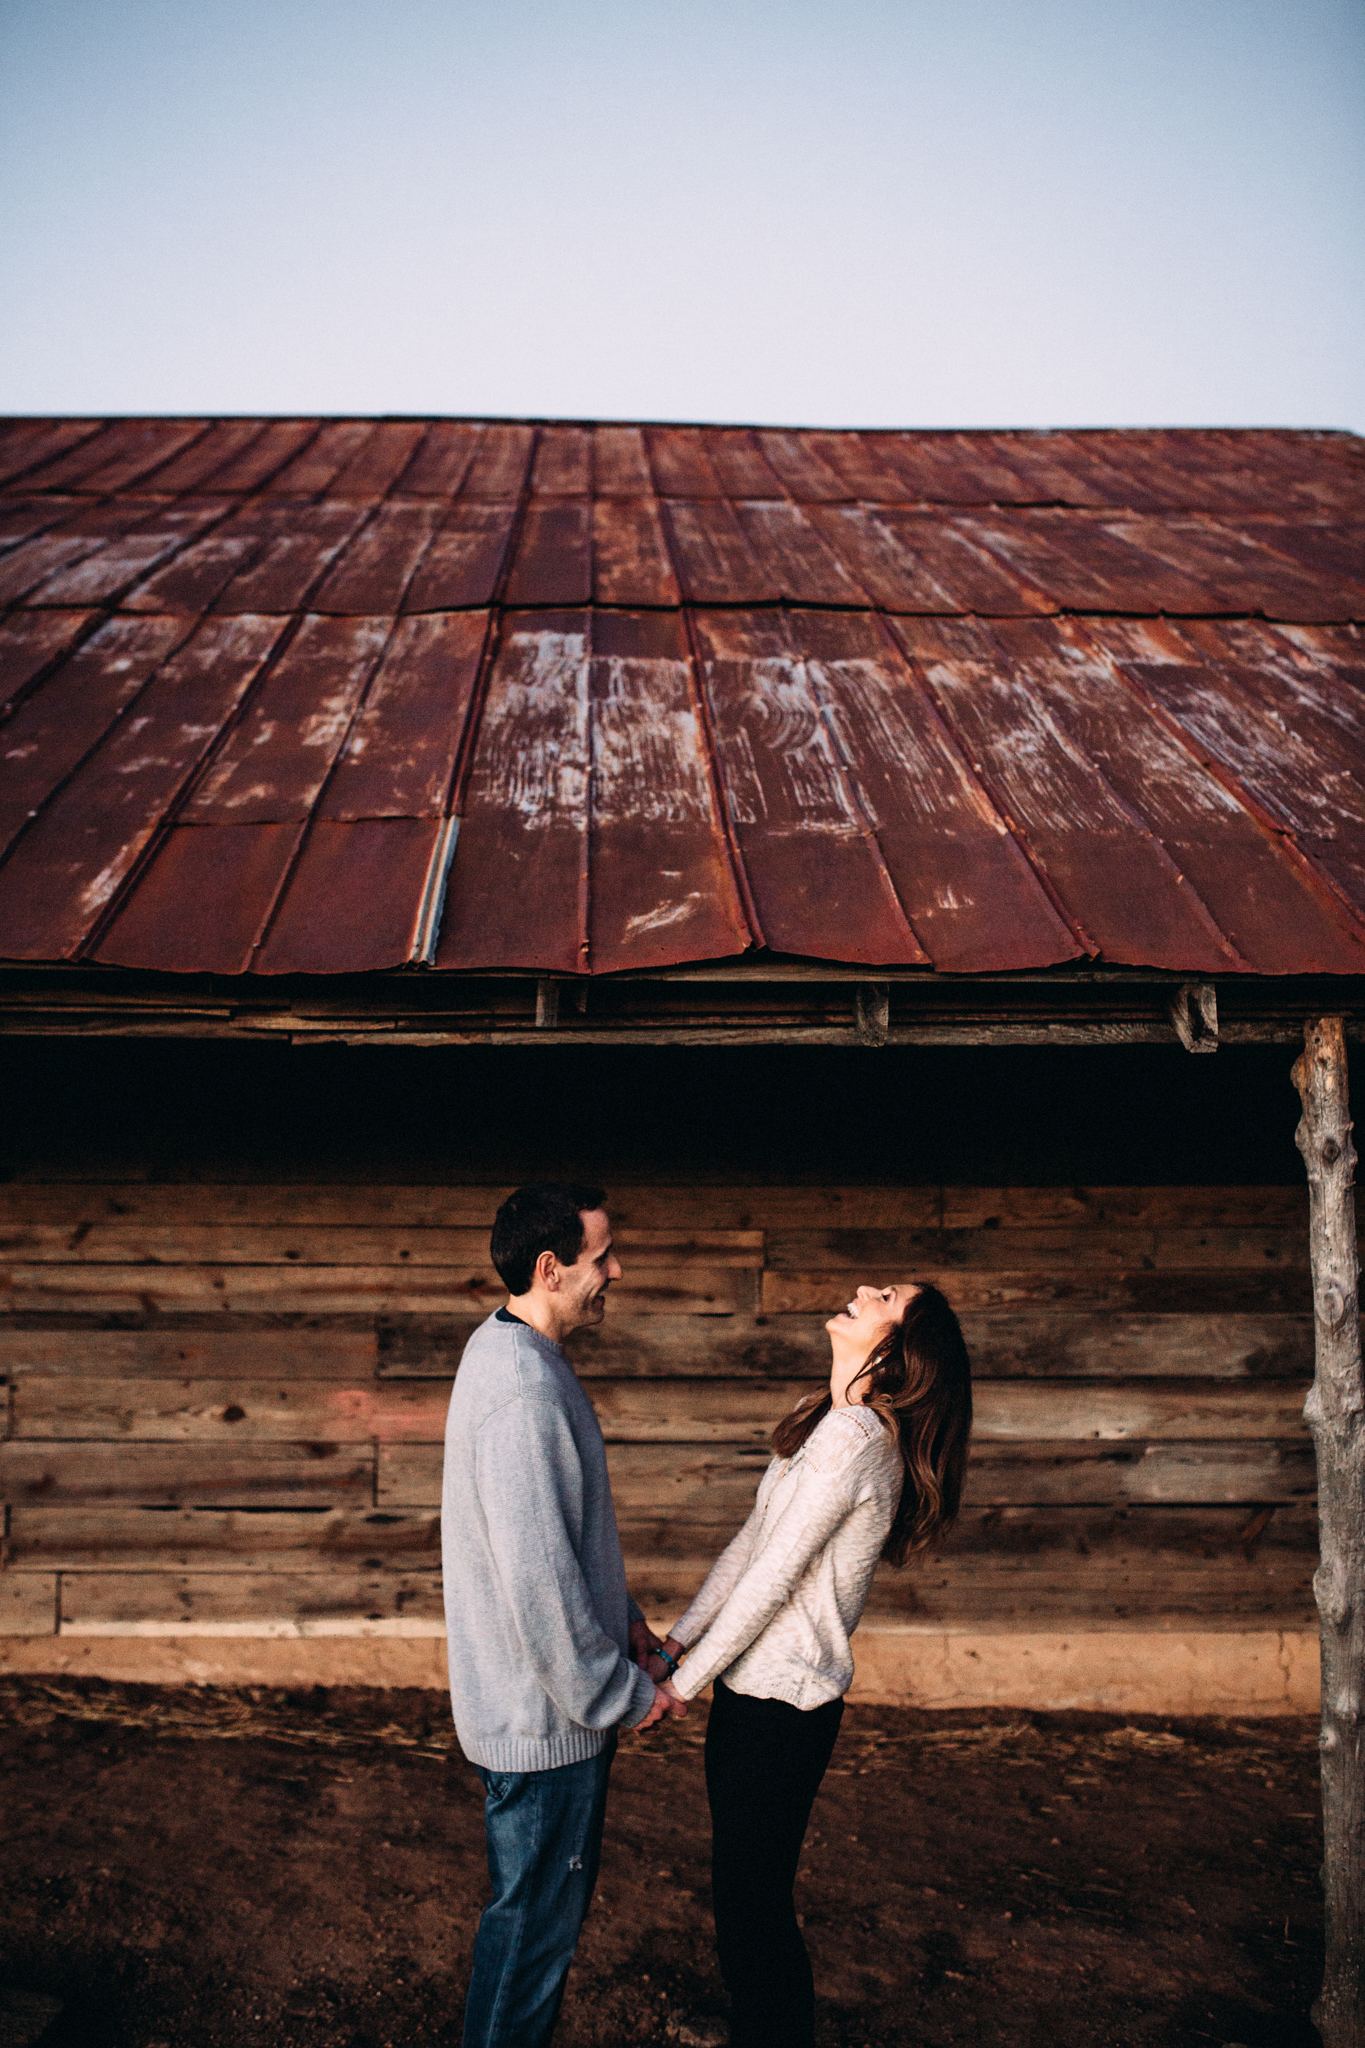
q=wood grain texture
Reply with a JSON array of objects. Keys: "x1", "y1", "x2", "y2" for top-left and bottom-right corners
[
  {"x1": 0, "y1": 1329, "x2": 379, "y2": 1379},
  {"x1": 1, "y1": 1571, "x2": 57, "y2": 1634},
  {"x1": 0, "y1": 1441, "x2": 373, "y2": 1505},
  {"x1": 0, "y1": 1223, "x2": 761, "y2": 1267},
  {"x1": 4, "y1": 1505, "x2": 441, "y2": 1571},
  {"x1": 58, "y1": 1569, "x2": 443, "y2": 1632},
  {"x1": 377, "y1": 1436, "x2": 1316, "y2": 1514},
  {"x1": 964, "y1": 1440, "x2": 1317, "y2": 1506},
  {"x1": 941, "y1": 1186, "x2": 1308, "y2": 1228},
  {"x1": 570, "y1": 1310, "x2": 1313, "y2": 1382},
  {"x1": 0, "y1": 1264, "x2": 755, "y2": 1316},
  {"x1": 10, "y1": 1377, "x2": 451, "y2": 1442},
  {"x1": 4, "y1": 1372, "x2": 1309, "y2": 1449},
  {"x1": 1293, "y1": 1016, "x2": 1364, "y2": 2047},
  {"x1": 0, "y1": 1182, "x2": 862, "y2": 1230},
  {"x1": 0, "y1": 1311, "x2": 1312, "y2": 1385},
  {"x1": 956, "y1": 1310, "x2": 1312, "y2": 1380},
  {"x1": 763, "y1": 1269, "x2": 1312, "y2": 1315},
  {"x1": 764, "y1": 1226, "x2": 1306, "y2": 1272},
  {"x1": 626, "y1": 1509, "x2": 1318, "y2": 1624}
]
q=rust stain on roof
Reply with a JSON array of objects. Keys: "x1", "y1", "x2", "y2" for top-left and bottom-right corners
[{"x1": 0, "y1": 417, "x2": 1362, "y2": 979}]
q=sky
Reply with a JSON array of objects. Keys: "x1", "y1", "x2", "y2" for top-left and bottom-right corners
[{"x1": 1, "y1": 0, "x2": 1362, "y2": 429}]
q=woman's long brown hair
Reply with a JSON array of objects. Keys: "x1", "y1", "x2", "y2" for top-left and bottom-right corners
[{"x1": 770, "y1": 1282, "x2": 973, "y2": 1565}]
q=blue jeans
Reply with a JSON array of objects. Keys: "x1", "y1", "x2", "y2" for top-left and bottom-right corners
[{"x1": 462, "y1": 1740, "x2": 616, "y2": 2048}]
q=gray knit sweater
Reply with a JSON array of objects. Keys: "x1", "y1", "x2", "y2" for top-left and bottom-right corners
[{"x1": 441, "y1": 1311, "x2": 656, "y2": 1770}]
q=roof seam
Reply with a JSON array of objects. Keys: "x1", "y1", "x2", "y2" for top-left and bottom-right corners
[
  {"x1": 879, "y1": 613, "x2": 1100, "y2": 963},
  {"x1": 790, "y1": 604, "x2": 931, "y2": 966},
  {"x1": 678, "y1": 603, "x2": 766, "y2": 953}
]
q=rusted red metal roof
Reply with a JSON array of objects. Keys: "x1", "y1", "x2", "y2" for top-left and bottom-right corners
[{"x1": 1, "y1": 416, "x2": 1363, "y2": 979}]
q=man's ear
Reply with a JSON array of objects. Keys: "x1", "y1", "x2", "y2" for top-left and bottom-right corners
[{"x1": 536, "y1": 1247, "x2": 560, "y2": 1292}]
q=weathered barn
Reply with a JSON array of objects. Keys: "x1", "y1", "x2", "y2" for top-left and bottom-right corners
[{"x1": 1, "y1": 414, "x2": 1362, "y2": 1713}]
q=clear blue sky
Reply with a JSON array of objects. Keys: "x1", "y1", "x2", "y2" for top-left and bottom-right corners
[{"x1": 2, "y1": 0, "x2": 1362, "y2": 429}]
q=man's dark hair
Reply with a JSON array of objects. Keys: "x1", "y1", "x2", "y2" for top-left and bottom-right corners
[{"x1": 490, "y1": 1183, "x2": 607, "y2": 1296}]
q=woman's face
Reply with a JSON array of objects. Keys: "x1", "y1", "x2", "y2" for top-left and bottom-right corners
[{"x1": 826, "y1": 1283, "x2": 915, "y2": 1353}]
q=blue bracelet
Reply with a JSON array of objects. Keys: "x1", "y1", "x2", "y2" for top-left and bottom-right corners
[{"x1": 655, "y1": 1643, "x2": 680, "y2": 1676}]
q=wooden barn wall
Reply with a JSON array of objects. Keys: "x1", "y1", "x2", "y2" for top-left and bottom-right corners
[{"x1": 0, "y1": 1037, "x2": 1326, "y2": 1654}]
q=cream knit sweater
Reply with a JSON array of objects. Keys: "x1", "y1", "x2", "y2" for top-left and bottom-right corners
[{"x1": 669, "y1": 1404, "x2": 903, "y2": 1711}]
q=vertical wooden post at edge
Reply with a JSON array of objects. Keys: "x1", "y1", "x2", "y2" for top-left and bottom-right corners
[{"x1": 1295, "y1": 1016, "x2": 1365, "y2": 2048}]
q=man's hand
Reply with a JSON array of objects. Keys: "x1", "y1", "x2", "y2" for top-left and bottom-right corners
[
  {"x1": 629, "y1": 1617, "x2": 663, "y2": 1669},
  {"x1": 634, "y1": 1680, "x2": 687, "y2": 1732}
]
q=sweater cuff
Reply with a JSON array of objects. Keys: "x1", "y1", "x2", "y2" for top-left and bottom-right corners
[{"x1": 620, "y1": 1661, "x2": 660, "y2": 1728}]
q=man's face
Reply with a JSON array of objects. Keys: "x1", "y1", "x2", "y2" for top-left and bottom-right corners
[{"x1": 555, "y1": 1208, "x2": 622, "y2": 1329}]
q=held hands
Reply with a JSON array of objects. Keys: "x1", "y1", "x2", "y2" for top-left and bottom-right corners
[
  {"x1": 629, "y1": 1620, "x2": 687, "y2": 1730},
  {"x1": 635, "y1": 1678, "x2": 687, "y2": 1732}
]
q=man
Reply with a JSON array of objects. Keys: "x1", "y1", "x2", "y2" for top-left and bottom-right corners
[{"x1": 442, "y1": 1182, "x2": 685, "y2": 2047}]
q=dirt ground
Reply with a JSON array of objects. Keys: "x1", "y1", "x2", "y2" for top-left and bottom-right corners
[{"x1": 0, "y1": 1677, "x2": 1322, "y2": 2048}]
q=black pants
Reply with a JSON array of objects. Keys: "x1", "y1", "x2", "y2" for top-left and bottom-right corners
[{"x1": 704, "y1": 1679, "x2": 844, "y2": 2048}]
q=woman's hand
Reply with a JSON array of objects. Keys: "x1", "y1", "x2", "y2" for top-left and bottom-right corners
[{"x1": 645, "y1": 1636, "x2": 684, "y2": 1683}]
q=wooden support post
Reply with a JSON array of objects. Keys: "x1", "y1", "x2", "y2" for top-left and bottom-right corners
[
  {"x1": 535, "y1": 979, "x2": 560, "y2": 1029},
  {"x1": 1170, "y1": 982, "x2": 1218, "y2": 1052},
  {"x1": 855, "y1": 983, "x2": 889, "y2": 1047},
  {"x1": 1294, "y1": 1017, "x2": 1365, "y2": 2047}
]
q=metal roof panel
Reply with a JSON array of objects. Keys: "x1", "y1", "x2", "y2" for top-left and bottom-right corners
[
  {"x1": 93, "y1": 821, "x2": 304, "y2": 973},
  {"x1": 320, "y1": 610, "x2": 487, "y2": 820},
  {"x1": 403, "y1": 500, "x2": 516, "y2": 610},
  {"x1": 183, "y1": 614, "x2": 390, "y2": 823},
  {"x1": 436, "y1": 611, "x2": 591, "y2": 972}
]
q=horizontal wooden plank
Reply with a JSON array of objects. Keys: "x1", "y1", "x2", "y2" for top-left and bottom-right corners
[
  {"x1": 58, "y1": 1569, "x2": 443, "y2": 1633},
  {"x1": 0, "y1": 1441, "x2": 374, "y2": 1506},
  {"x1": 6, "y1": 1310, "x2": 1300, "y2": 1386},
  {"x1": 1, "y1": 1571, "x2": 57, "y2": 1634},
  {"x1": 418, "y1": 1308, "x2": 1314, "y2": 1384},
  {"x1": 8, "y1": 1499, "x2": 1317, "y2": 1582},
  {"x1": 568, "y1": 1311, "x2": 1314, "y2": 1382},
  {"x1": 0, "y1": 1265, "x2": 755, "y2": 1316},
  {"x1": 942, "y1": 1187, "x2": 1308, "y2": 1229},
  {"x1": 0, "y1": 1328, "x2": 379, "y2": 1379},
  {"x1": 0, "y1": 1184, "x2": 516, "y2": 1227},
  {"x1": 971, "y1": 1379, "x2": 1309, "y2": 1443},
  {"x1": 0, "y1": 1223, "x2": 763, "y2": 1267},
  {"x1": 8, "y1": 1377, "x2": 450, "y2": 1443},
  {"x1": 957, "y1": 1310, "x2": 1312, "y2": 1380},
  {"x1": 762, "y1": 1270, "x2": 1313, "y2": 1315},
  {"x1": 765, "y1": 1227, "x2": 1306, "y2": 1272},
  {"x1": 1, "y1": 1183, "x2": 1313, "y2": 1232},
  {"x1": 626, "y1": 1524, "x2": 1318, "y2": 1626},
  {"x1": 621, "y1": 1498, "x2": 1321, "y2": 1565},
  {"x1": 963, "y1": 1440, "x2": 1317, "y2": 1507},
  {"x1": 935, "y1": 1500, "x2": 1320, "y2": 1551},
  {"x1": 378, "y1": 1435, "x2": 1315, "y2": 1513},
  {"x1": 4, "y1": 1506, "x2": 441, "y2": 1572},
  {"x1": 10, "y1": 1371, "x2": 1305, "y2": 1448},
  {"x1": 375, "y1": 1312, "x2": 837, "y2": 1379},
  {"x1": 0, "y1": 1183, "x2": 942, "y2": 1230}
]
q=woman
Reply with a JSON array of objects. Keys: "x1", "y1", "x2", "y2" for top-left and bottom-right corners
[{"x1": 649, "y1": 1280, "x2": 972, "y2": 2048}]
